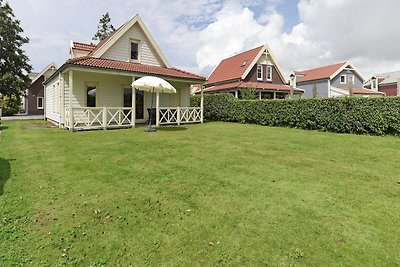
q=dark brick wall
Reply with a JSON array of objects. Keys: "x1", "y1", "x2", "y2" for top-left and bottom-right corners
[
  {"x1": 244, "y1": 64, "x2": 285, "y2": 84},
  {"x1": 378, "y1": 84, "x2": 397, "y2": 96},
  {"x1": 27, "y1": 76, "x2": 44, "y2": 115}
]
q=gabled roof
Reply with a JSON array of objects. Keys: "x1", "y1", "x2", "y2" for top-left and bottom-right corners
[
  {"x1": 206, "y1": 46, "x2": 262, "y2": 85},
  {"x1": 205, "y1": 44, "x2": 287, "y2": 86},
  {"x1": 66, "y1": 57, "x2": 205, "y2": 81},
  {"x1": 295, "y1": 61, "x2": 365, "y2": 83},
  {"x1": 203, "y1": 81, "x2": 303, "y2": 93},
  {"x1": 89, "y1": 14, "x2": 171, "y2": 68},
  {"x1": 72, "y1": 42, "x2": 96, "y2": 52},
  {"x1": 295, "y1": 62, "x2": 346, "y2": 83},
  {"x1": 367, "y1": 71, "x2": 400, "y2": 86},
  {"x1": 30, "y1": 63, "x2": 57, "y2": 85}
]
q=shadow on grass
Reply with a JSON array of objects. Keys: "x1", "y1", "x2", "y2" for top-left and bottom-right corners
[
  {"x1": 156, "y1": 126, "x2": 188, "y2": 132},
  {"x1": 0, "y1": 158, "x2": 12, "y2": 196},
  {"x1": 0, "y1": 125, "x2": 8, "y2": 131}
]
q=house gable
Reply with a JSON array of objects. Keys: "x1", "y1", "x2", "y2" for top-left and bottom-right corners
[
  {"x1": 241, "y1": 44, "x2": 286, "y2": 84},
  {"x1": 101, "y1": 23, "x2": 164, "y2": 67},
  {"x1": 91, "y1": 14, "x2": 170, "y2": 68}
]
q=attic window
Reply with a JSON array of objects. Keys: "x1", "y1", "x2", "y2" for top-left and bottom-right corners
[
  {"x1": 131, "y1": 41, "x2": 139, "y2": 61},
  {"x1": 266, "y1": 65, "x2": 273, "y2": 81},
  {"x1": 241, "y1": 60, "x2": 247, "y2": 67},
  {"x1": 340, "y1": 75, "x2": 346, "y2": 84},
  {"x1": 257, "y1": 65, "x2": 263, "y2": 80}
]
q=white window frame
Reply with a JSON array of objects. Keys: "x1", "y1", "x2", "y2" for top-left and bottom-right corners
[
  {"x1": 257, "y1": 65, "x2": 263, "y2": 81},
  {"x1": 340, "y1": 75, "x2": 347, "y2": 84},
  {"x1": 266, "y1": 65, "x2": 273, "y2": 82},
  {"x1": 37, "y1": 97, "x2": 44, "y2": 110},
  {"x1": 130, "y1": 40, "x2": 141, "y2": 63}
]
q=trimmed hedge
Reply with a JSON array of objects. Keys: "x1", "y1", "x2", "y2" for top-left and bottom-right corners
[{"x1": 191, "y1": 94, "x2": 400, "y2": 135}]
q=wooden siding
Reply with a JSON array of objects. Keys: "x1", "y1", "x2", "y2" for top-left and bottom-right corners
[
  {"x1": 244, "y1": 64, "x2": 284, "y2": 84},
  {"x1": 45, "y1": 79, "x2": 61, "y2": 123},
  {"x1": 102, "y1": 24, "x2": 165, "y2": 67}
]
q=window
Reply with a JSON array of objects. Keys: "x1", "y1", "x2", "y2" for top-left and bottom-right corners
[
  {"x1": 131, "y1": 41, "x2": 139, "y2": 61},
  {"x1": 340, "y1": 75, "x2": 346, "y2": 84},
  {"x1": 266, "y1": 65, "x2": 273, "y2": 81},
  {"x1": 37, "y1": 97, "x2": 44, "y2": 109},
  {"x1": 87, "y1": 86, "x2": 96, "y2": 107},
  {"x1": 257, "y1": 65, "x2": 263, "y2": 80},
  {"x1": 371, "y1": 79, "x2": 377, "y2": 90}
]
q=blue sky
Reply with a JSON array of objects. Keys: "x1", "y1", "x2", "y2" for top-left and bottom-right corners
[{"x1": 6, "y1": 0, "x2": 400, "y2": 78}]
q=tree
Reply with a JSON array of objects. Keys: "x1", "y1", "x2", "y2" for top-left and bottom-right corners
[
  {"x1": 0, "y1": 0, "x2": 32, "y2": 99},
  {"x1": 92, "y1": 12, "x2": 115, "y2": 41},
  {"x1": 239, "y1": 88, "x2": 257, "y2": 100}
]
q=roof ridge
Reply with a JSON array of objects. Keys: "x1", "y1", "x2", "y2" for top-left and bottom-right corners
[
  {"x1": 295, "y1": 61, "x2": 346, "y2": 73},
  {"x1": 73, "y1": 41, "x2": 96, "y2": 47},
  {"x1": 220, "y1": 45, "x2": 264, "y2": 62}
]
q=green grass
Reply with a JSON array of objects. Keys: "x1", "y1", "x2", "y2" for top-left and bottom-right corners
[{"x1": 0, "y1": 120, "x2": 399, "y2": 266}]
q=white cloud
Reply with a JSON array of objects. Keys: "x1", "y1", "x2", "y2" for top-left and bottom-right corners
[{"x1": 6, "y1": 0, "x2": 400, "y2": 80}]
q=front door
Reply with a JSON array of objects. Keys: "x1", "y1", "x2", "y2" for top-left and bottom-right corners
[{"x1": 123, "y1": 88, "x2": 145, "y2": 122}]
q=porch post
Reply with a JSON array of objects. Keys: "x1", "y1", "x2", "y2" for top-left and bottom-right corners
[
  {"x1": 131, "y1": 77, "x2": 136, "y2": 128},
  {"x1": 156, "y1": 92, "x2": 160, "y2": 126},
  {"x1": 200, "y1": 85, "x2": 204, "y2": 123},
  {"x1": 258, "y1": 91, "x2": 262, "y2": 100},
  {"x1": 273, "y1": 92, "x2": 276, "y2": 99},
  {"x1": 102, "y1": 107, "x2": 107, "y2": 130},
  {"x1": 69, "y1": 70, "x2": 74, "y2": 132}
]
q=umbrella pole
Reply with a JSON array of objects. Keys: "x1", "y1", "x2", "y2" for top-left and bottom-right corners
[{"x1": 145, "y1": 87, "x2": 156, "y2": 132}]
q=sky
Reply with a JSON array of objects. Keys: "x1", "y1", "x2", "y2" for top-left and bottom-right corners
[{"x1": 6, "y1": 0, "x2": 400, "y2": 80}]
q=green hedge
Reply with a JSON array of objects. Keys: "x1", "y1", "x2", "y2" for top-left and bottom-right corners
[{"x1": 191, "y1": 94, "x2": 400, "y2": 135}]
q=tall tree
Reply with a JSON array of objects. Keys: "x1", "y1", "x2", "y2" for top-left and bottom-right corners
[
  {"x1": 0, "y1": 0, "x2": 32, "y2": 98},
  {"x1": 92, "y1": 12, "x2": 116, "y2": 41}
]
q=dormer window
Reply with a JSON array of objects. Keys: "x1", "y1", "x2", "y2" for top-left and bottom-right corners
[
  {"x1": 340, "y1": 75, "x2": 346, "y2": 84},
  {"x1": 130, "y1": 41, "x2": 139, "y2": 61},
  {"x1": 371, "y1": 78, "x2": 377, "y2": 90},
  {"x1": 266, "y1": 65, "x2": 273, "y2": 81},
  {"x1": 257, "y1": 65, "x2": 263, "y2": 80}
]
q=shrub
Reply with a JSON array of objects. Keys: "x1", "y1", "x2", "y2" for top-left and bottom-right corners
[
  {"x1": 0, "y1": 94, "x2": 22, "y2": 116},
  {"x1": 190, "y1": 94, "x2": 400, "y2": 136}
]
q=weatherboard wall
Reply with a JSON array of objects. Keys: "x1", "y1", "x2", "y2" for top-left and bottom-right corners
[
  {"x1": 297, "y1": 79, "x2": 329, "y2": 98},
  {"x1": 331, "y1": 69, "x2": 364, "y2": 88},
  {"x1": 102, "y1": 23, "x2": 164, "y2": 67}
]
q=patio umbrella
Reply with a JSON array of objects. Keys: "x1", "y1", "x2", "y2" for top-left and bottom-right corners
[{"x1": 132, "y1": 76, "x2": 176, "y2": 132}]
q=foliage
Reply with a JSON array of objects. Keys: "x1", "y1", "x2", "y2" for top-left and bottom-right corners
[
  {"x1": 0, "y1": 0, "x2": 32, "y2": 97},
  {"x1": 0, "y1": 94, "x2": 21, "y2": 115},
  {"x1": 92, "y1": 12, "x2": 116, "y2": 41},
  {"x1": 1, "y1": 120, "x2": 400, "y2": 266},
  {"x1": 192, "y1": 94, "x2": 400, "y2": 135},
  {"x1": 239, "y1": 87, "x2": 257, "y2": 100}
]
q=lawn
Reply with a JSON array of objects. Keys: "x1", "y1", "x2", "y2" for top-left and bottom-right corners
[{"x1": 0, "y1": 120, "x2": 399, "y2": 266}]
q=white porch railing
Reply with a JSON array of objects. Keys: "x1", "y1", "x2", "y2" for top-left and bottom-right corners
[
  {"x1": 159, "y1": 107, "x2": 202, "y2": 125},
  {"x1": 65, "y1": 107, "x2": 134, "y2": 131},
  {"x1": 65, "y1": 106, "x2": 202, "y2": 131}
]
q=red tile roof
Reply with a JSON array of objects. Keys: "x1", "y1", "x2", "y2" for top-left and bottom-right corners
[
  {"x1": 203, "y1": 81, "x2": 303, "y2": 93},
  {"x1": 295, "y1": 62, "x2": 346, "y2": 83},
  {"x1": 67, "y1": 57, "x2": 205, "y2": 81},
  {"x1": 205, "y1": 46, "x2": 264, "y2": 86},
  {"x1": 72, "y1": 42, "x2": 96, "y2": 52}
]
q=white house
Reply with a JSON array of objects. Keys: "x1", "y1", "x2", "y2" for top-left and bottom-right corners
[{"x1": 44, "y1": 14, "x2": 205, "y2": 131}]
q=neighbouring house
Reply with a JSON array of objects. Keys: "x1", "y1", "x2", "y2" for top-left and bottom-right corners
[
  {"x1": 202, "y1": 45, "x2": 304, "y2": 99},
  {"x1": 291, "y1": 62, "x2": 385, "y2": 98},
  {"x1": 364, "y1": 71, "x2": 400, "y2": 96},
  {"x1": 44, "y1": 14, "x2": 205, "y2": 131},
  {"x1": 23, "y1": 63, "x2": 57, "y2": 115}
]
